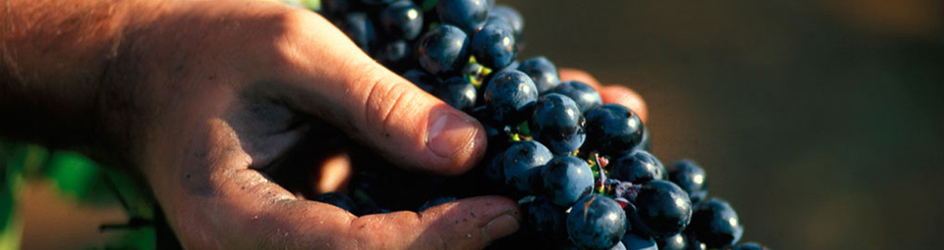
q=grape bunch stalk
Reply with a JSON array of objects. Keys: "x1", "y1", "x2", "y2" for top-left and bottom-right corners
[{"x1": 301, "y1": 0, "x2": 772, "y2": 249}]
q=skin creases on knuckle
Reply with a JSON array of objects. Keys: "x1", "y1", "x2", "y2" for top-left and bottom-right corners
[{"x1": 362, "y1": 75, "x2": 422, "y2": 138}]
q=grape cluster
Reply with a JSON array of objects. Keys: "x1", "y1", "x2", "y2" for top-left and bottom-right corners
[{"x1": 305, "y1": 0, "x2": 770, "y2": 249}]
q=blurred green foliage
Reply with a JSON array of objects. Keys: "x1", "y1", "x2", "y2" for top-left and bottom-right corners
[{"x1": 0, "y1": 141, "x2": 155, "y2": 249}]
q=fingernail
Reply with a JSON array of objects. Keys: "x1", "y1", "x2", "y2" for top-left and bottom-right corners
[
  {"x1": 427, "y1": 111, "x2": 477, "y2": 158},
  {"x1": 484, "y1": 214, "x2": 520, "y2": 240}
]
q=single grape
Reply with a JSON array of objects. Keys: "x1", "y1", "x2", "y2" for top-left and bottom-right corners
[
  {"x1": 517, "y1": 56, "x2": 561, "y2": 93},
  {"x1": 470, "y1": 18, "x2": 517, "y2": 69},
  {"x1": 567, "y1": 194, "x2": 628, "y2": 250},
  {"x1": 432, "y1": 76, "x2": 477, "y2": 111},
  {"x1": 488, "y1": 5, "x2": 524, "y2": 38},
  {"x1": 583, "y1": 104, "x2": 644, "y2": 157},
  {"x1": 687, "y1": 198, "x2": 744, "y2": 248},
  {"x1": 668, "y1": 159, "x2": 708, "y2": 203},
  {"x1": 530, "y1": 94, "x2": 586, "y2": 155},
  {"x1": 608, "y1": 150, "x2": 666, "y2": 184},
  {"x1": 435, "y1": 0, "x2": 489, "y2": 34},
  {"x1": 476, "y1": 60, "x2": 519, "y2": 106},
  {"x1": 336, "y1": 12, "x2": 378, "y2": 52},
  {"x1": 541, "y1": 155, "x2": 594, "y2": 207},
  {"x1": 548, "y1": 80, "x2": 602, "y2": 114},
  {"x1": 630, "y1": 180, "x2": 693, "y2": 238},
  {"x1": 484, "y1": 70, "x2": 539, "y2": 125},
  {"x1": 379, "y1": 1, "x2": 424, "y2": 40},
  {"x1": 415, "y1": 24, "x2": 470, "y2": 76},
  {"x1": 502, "y1": 141, "x2": 553, "y2": 194}
]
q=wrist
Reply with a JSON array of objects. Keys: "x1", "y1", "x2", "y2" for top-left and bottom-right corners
[{"x1": 0, "y1": 0, "x2": 167, "y2": 167}]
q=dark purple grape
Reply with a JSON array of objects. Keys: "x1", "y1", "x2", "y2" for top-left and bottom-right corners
[
  {"x1": 488, "y1": 5, "x2": 524, "y2": 38},
  {"x1": 530, "y1": 94, "x2": 586, "y2": 155},
  {"x1": 608, "y1": 150, "x2": 666, "y2": 184},
  {"x1": 548, "y1": 80, "x2": 602, "y2": 114},
  {"x1": 724, "y1": 242, "x2": 770, "y2": 250},
  {"x1": 523, "y1": 196, "x2": 568, "y2": 238},
  {"x1": 415, "y1": 24, "x2": 470, "y2": 76},
  {"x1": 313, "y1": 192, "x2": 357, "y2": 213},
  {"x1": 620, "y1": 232, "x2": 658, "y2": 250},
  {"x1": 432, "y1": 76, "x2": 476, "y2": 111},
  {"x1": 517, "y1": 56, "x2": 561, "y2": 93},
  {"x1": 484, "y1": 70, "x2": 539, "y2": 124},
  {"x1": 470, "y1": 19, "x2": 517, "y2": 69},
  {"x1": 541, "y1": 155, "x2": 594, "y2": 207},
  {"x1": 402, "y1": 69, "x2": 438, "y2": 93},
  {"x1": 502, "y1": 141, "x2": 553, "y2": 193},
  {"x1": 566, "y1": 194, "x2": 628, "y2": 250},
  {"x1": 583, "y1": 104, "x2": 644, "y2": 157},
  {"x1": 687, "y1": 198, "x2": 744, "y2": 248},
  {"x1": 336, "y1": 12, "x2": 378, "y2": 52},
  {"x1": 379, "y1": 1, "x2": 424, "y2": 40},
  {"x1": 668, "y1": 159, "x2": 708, "y2": 203},
  {"x1": 631, "y1": 180, "x2": 692, "y2": 238},
  {"x1": 435, "y1": 0, "x2": 489, "y2": 34},
  {"x1": 476, "y1": 60, "x2": 519, "y2": 106},
  {"x1": 374, "y1": 40, "x2": 413, "y2": 71}
]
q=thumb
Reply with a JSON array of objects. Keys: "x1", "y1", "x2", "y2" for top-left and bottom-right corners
[{"x1": 271, "y1": 11, "x2": 486, "y2": 175}]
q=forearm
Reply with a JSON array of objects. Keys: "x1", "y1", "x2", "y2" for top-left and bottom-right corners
[{"x1": 0, "y1": 0, "x2": 162, "y2": 162}]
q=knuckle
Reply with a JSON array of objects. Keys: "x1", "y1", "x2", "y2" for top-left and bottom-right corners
[{"x1": 361, "y1": 72, "x2": 423, "y2": 135}]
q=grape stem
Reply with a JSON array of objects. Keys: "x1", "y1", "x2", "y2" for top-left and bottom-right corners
[{"x1": 593, "y1": 152, "x2": 607, "y2": 194}]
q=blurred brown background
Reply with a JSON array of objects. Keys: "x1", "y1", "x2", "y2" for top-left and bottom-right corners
[
  {"x1": 17, "y1": 1, "x2": 944, "y2": 249},
  {"x1": 503, "y1": 0, "x2": 943, "y2": 249}
]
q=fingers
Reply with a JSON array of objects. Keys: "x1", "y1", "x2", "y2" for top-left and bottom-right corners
[
  {"x1": 170, "y1": 167, "x2": 521, "y2": 250},
  {"x1": 263, "y1": 10, "x2": 486, "y2": 175},
  {"x1": 559, "y1": 68, "x2": 649, "y2": 123},
  {"x1": 348, "y1": 196, "x2": 522, "y2": 250}
]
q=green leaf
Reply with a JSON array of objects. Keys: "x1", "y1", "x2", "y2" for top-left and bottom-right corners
[{"x1": 45, "y1": 151, "x2": 114, "y2": 204}]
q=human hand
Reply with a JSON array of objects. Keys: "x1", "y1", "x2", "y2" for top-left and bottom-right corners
[
  {"x1": 96, "y1": 1, "x2": 525, "y2": 249},
  {"x1": 1, "y1": 0, "x2": 648, "y2": 248}
]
